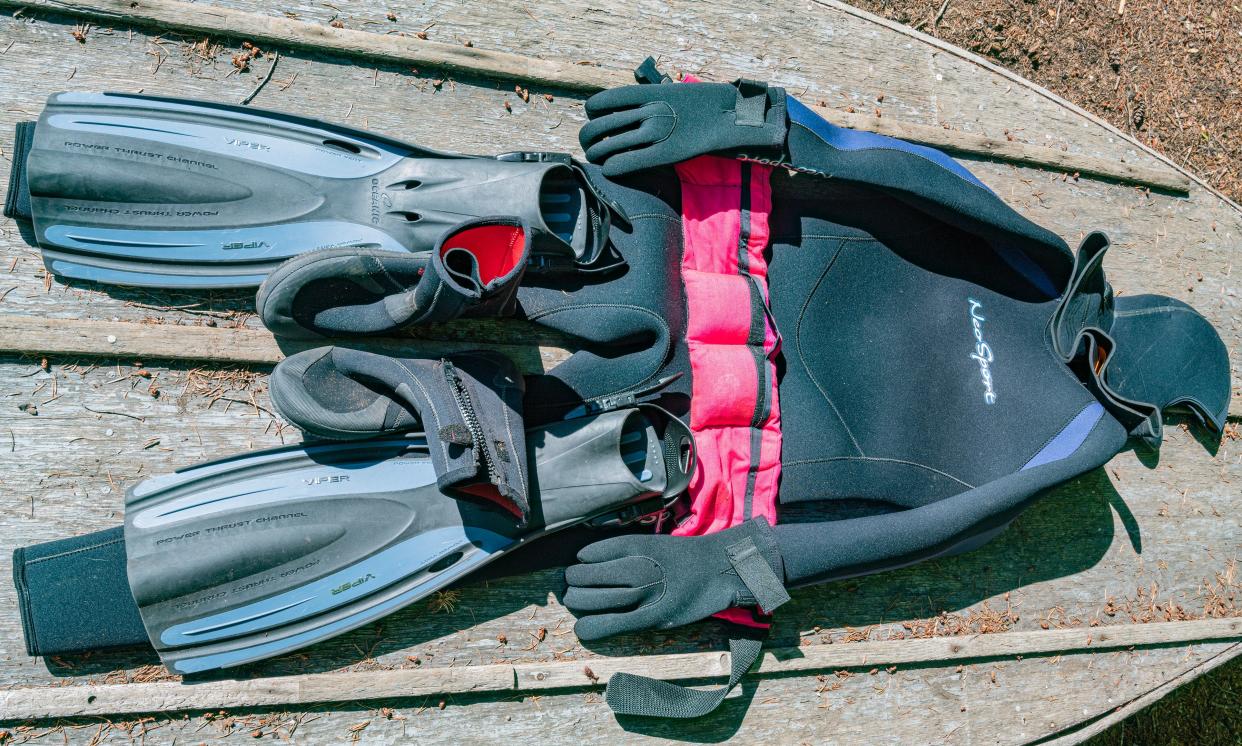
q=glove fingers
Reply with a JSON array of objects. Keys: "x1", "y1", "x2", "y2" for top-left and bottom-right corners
[
  {"x1": 573, "y1": 610, "x2": 651, "y2": 641},
  {"x1": 600, "y1": 150, "x2": 651, "y2": 178},
  {"x1": 563, "y1": 585, "x2": 648, "y2": 613},
  {"x1": 585, "y1": 122, "x2": 672, "y2": 168},
  {"x1": 580, "y1": 109, "x2": 652, "y2": 157},
  {"x1": 574, "y1": 534, "x2": 645, "y2": 563},
  {"x1": 583, "y1": 85, "x2": 666, "y2": 118},
  {"x1": 564, "y1": 554, "x2": 661, "y2": 587}
]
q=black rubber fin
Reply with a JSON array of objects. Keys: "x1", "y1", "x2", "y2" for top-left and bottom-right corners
[{"x1": 17, "y1": 93, "x2": 613, "y2": 288}]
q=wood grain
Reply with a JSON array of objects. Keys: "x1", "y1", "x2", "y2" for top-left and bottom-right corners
[
  {"x1": 0, "y1": 314, "x2": 569, "y2": 372},
  {"x1": 0, "y1": 0, "x2": 1190, "y2": 191},
  {"x1": 0, "y1": 1, "x2": 1237, "y2": 741},
  {"x1": 1041, "y1": 642, "x2": 1242, "y2": 745},
  {"x1": 3, "y1": 618, "x2": 1238, "y2": 721},
  {"x1": 0, "y1": 0, "x2": 621, "y2": 90}
]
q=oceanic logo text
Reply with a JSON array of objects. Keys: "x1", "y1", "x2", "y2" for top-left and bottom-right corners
[
  {"x1": 968, "y1": 299, "x2": 997, "y2": 404},
  {"x1": 370, "y1": 177, "x2": 385, "y2": 225}
]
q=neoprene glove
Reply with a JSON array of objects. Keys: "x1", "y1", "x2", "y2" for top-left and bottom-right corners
[
  {"x1": 578, "y1": 81, "x2": 788, "y2": 177},
  {"x1": 563, "y1": 517, "x2": 789, "y2": 640}
]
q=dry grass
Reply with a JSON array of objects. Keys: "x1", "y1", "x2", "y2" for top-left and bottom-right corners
[{"x1": 854, "y1": 1, "x2": 1242, "y2": 202}]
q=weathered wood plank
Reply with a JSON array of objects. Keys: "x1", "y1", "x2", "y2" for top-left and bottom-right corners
[
  {"x1": 2, "y1": 643, "x2": 1238, "y2": 743},
  {"x1": 0, "y1": 0, "x2": 1191, "y2": 191},
  {"x1": 0, "y1": 0, "x2": 622, "y2": 91},
  {"x1": 3, "y1": 618, "x2": 1239, "y2": 720},
  {"x1": 1042, "y1": 642, "x2": 1242, "y2": 745},
  {"x1": 230, "y1": 0, "x2": 1173, "y2": 168},
  {"x1": 0, "y1": 1, "x2": 1236, "y2": 741}
]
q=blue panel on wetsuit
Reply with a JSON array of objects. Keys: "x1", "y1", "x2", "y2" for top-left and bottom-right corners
[
  {"x1": 786, "y1": 97, "x2": 989, "y2": 191},
  {"x1": 1022, "y1": 402, "x2": 1105, "y2": 471}
]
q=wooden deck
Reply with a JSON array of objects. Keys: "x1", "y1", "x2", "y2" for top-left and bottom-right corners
[{"x1": 0, "y1": 1, "x2": 1237, "y2": 742}]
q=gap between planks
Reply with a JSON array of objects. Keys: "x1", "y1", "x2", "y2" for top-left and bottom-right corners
[
  {"x1": 1, "y1": 617, "x2": 1238, "y2": 721},
  {"x1": 0, "y1": 314, "x2": 568, "y2": 373},
  {"x1": 0, "y1": 0, "x2": 1190, "y2": 192},
  {"x1": 1, "y1": 315, "x2": 1238, "y2": 417}
]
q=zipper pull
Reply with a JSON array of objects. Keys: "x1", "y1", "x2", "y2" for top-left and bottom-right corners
[{"x1": 563, "y1": 373, "x2": 685, "y2": 420}]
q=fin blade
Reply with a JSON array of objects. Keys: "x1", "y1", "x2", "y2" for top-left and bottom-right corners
[{"x1": 124, "y1": 435, "x2": 526, "y2": 674}]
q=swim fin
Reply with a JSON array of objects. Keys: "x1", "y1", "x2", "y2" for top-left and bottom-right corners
[
  {"x1": 5, "y1": 92, "x2": 618, "y2": 288},
  {"x1": 123, "y1": 403, "x2": 693, "y2": 674}
]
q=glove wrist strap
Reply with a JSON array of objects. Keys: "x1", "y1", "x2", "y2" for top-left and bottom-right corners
[
  {"x1": 602, "y1": 518, "x2": 788, "y2": 718},
  {"x1": 604, "y1": 635, "x2": 764, "y2": 719},
  {"x1": 727, "y1": 534, "x2": 790, "y2": 614}
]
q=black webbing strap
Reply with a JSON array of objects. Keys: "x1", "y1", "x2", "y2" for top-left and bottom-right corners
[
  {"x1": 605, "y1": 635, "x2": 763, "y2": 719},
  {"x1": 602, "y1": 535, "x2": 787, "y2": 718}
]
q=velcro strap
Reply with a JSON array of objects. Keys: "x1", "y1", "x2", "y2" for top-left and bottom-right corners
[
  {"x1": 604, "y1": 636, "x2": 763, "y2": 718},
  {"x1": 726, "y1": 537, "x2": 790, "y2": 614},
  {"x1": 733, "y1": 79, "x2": 771, "y2": 127}
]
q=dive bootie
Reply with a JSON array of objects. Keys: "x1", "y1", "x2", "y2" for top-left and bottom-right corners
[
  {"x1": 271, "y1": 346, "x2": 530, "y2": 521},
  {"x1": 257, "y1": 216, "x2": 529, "y2": 338},
  {"x1": 6, "y1": 92, "x2": 612, "y2": 288}
]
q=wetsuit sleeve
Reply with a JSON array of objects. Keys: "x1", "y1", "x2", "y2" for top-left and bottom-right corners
[
  {"x1": 3, "y1": 121, "x2": 35, "y2": 221},
  {"x1": 12, "y1": 526, "x2": 150, "y2": 656},
  {"x1": 782, "y1": 97, "x2": 1073, "y2": 299},
  {"x1": 772, "y1": 411, "x2": 1126, "y2": 587}
]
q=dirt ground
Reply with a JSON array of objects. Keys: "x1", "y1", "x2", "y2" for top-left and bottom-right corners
[
  {"x1": 845, "y1": 3, "x2": 1241, "y2": 742},
  {"x1": 850, "y1": 0, "x2": 1241, "y2": 202}
]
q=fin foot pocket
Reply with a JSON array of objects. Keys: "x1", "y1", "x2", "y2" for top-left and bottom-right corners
[
  {"x1": 257, "y1": 216, "x2": 530, "y2": 337},
  {"x1": 439, "y1": 221, "x2": 527, "y2": 287},
  {"x1": 19, "y1": 92, "x2": 615, "y2": 289}
]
